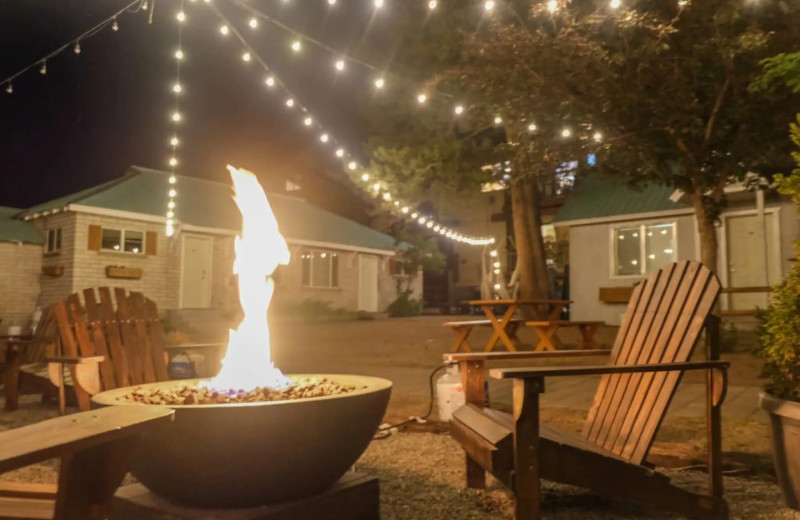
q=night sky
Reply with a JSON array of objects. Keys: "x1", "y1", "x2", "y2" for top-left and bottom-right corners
[{"x1": 0, "y1": 0, "x2": 394, "y2": 208}]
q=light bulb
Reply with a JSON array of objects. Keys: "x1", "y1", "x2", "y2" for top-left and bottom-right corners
[
  {"x1": 169, "y1": 157, "x2": 178, "y2": 166},
  {"x1": 248, "y1": 18, "x2": 258, "y2": 29},
  {"x1": 490, "y1": 250, "x2": 498, "y2": 257},
  {"x1": 172, "y1": 83, "x2": 182, "y2": 93},
  {"x1": 220, "y1": 25, "x2": 229, "y2": 35},
  {"x1": 428, "y1": 0, "x2": 438, "y2": 9},
  {"x1": 329, "y1": 0, "x2": 337, "y2": 4},
  {"x1": 348, "y1": 161, "x2": 357, "y2": 170},
  {"x1": 411, "y1": 212, "x2": 418, "y2": 219},
  {"x1": 417, "y1": 93, "x2": 427, "y2": 104},
  {"x1": 418, "y1": 217, "x2": 426, "y2": 224},
  {"x1": 374, "y1": 78, "x2": 385, "y2": 89},
  {"x1": 175, "y1": 49, "x2": 184, "y2": 60},
  {"x1": 168, "y1": 201, "x2": 175, "y2": 209},
  {"x1": 336, "y1": 148, "x2": 345, "y2": 157},
  {"x1": 484, "y1": 0, "x2": 495, "y2": 11},
  {"x1": 112, "y1": 19, "x2": 119, "y2": 31},
  {"x1": 401, "y1": 207, "x2": 409, "y2": 213},
  {"x1": 265, "y1": 76, "x2": 275, "y2": 87},
  {"x1": 304, "y1": 117, "x2": 313, "y2": 126},
  {"x1": 170, "y1": 137, "x2": 179, "y2": 146},
  {"x1": 242, "y1": 52, "x2": 251, "y2": 62},
  {"x1": 434, "y1": 225, "x2": 441, "y2": 232},
  {"x1": 547, "y1": 0, "x2": 558, "y2": 12},
  {"x1": 169, "y1": 175, "x2": 177, "y2": 184},
  {"x1": 39, "y1": 62, "x2": 47, "y2": 75},
  {"x1": 494, "y1": 261, "x2": 501, "y2": 268},
  {"x1": 335, "y1": 60, "x2": 345, "y2": 71},
  {"x1": 74, "y1": 42, "x2": 81, "y2": 54},
  {"x1": 374, "y1": 0, "x2": 384, "y2": 7},
  {"x1": 426, "y1": 221, "x2": 434, "y2": 228},
  {"x1": 167, "y1": 211, "x2": 174, "y2": 218},
  {"x1": 169, "y1": 189, "x2": 177, "y2": 197},
  {"x1": 610, "y1": 0, "x2": 621, "y2": 8},
  {"x1": 494, "y1": 116, "x2": 502, "y2": 125},
  {"x1": 493, "y1": 284, "x2": 501, "y2": 290},
  {"x1": 5, "y1": 83, "x2": 12, "y2": 94},
  {"x1": 561, "y1": 128, "x2": 571, "y2": 138},
  {"x1": 593, "y1": 131, "x2": 603, "y2": 141},
  {"x1": 320, "y1": 134, "x2": 329, "y2": 143},
  {"x1": 373, "y1": 183, "x2": 381, "y2": 192},
  {"x1": 361, "y1": 173, "x2": 370, "y2": 181},
  {"x1": 291, "y1": 40, "x2": 302, "y2": 52},
  {"x1": 383, "y1": 192, "x2": 392, "y2": 201},
  {"x1": 528, "y1": 123, "x2": 537, "y2": 132},
  {"x1": 454, "y1": 105, "x2": 464, "y2": 115},
  {"x1": 285, "y1": 98, "x2": 295, "y2": 107},
  {"x1": 176, "y1": 11, "x2": 186, "y2": 22},
  {"x1": 142, "y1": 0, "x2": 149, "y2": 10},
  {"x1": 172, "y1": 112, "x2": 181, "y2": 122},
  {"x1": 494, "y1": 269, "x2": 500, "y2": 274}
]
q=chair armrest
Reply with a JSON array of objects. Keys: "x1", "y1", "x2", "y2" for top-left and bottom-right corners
[
  {"x1": 163, "y1": 343, "x2": 226, "y2": 350},
  {"x1": 490, "y1": 360, "x2": 729, "y2": 379},
  {"x1": 46, "y1": 355, "x2": 105, "y2": 364},
  {"x1": 444, "y1": 350, "x2": 611, "y2": 363}
]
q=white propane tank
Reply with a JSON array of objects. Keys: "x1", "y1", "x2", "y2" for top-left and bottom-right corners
[{"x1": 436, "y1": 365, "x2": 466, "y2": 422}]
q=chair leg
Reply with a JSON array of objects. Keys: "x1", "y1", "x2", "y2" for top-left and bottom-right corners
[
  {"x1": 53, "y1": 436, "x2": 141, "y2": 520},
  {"x1": 513, "y1": 378, "x2": 544, "y2": 520},
  {"x1": 3, "y1": 351, "x2": 23, "y2": 412}
]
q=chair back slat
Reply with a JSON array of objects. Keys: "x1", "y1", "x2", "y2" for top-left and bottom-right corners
[
  {"x1": 82, "y1": 288, "x2": 118, "y2": 390},
  {"x1": 114, "y1": 288, "x2": 144, "y2": 385},
  {"x1": 129, "y1": 292, "x2": 157, "y2": 384},
  {"x1": 582, "y1": 261, "x2": 720, "y2": 464},
  {"x1": 25, "y1": 306, "x2": 58, "y2": 363},
  {"x1": 97, "y1": 287, "x2": 130, "y2": 388},
  {"x1": 143, "y1": 299, "x2": 170, "y2": 381}
]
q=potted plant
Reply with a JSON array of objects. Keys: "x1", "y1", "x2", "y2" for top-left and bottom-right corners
[{"x1": 755, "y1": 114, "x2": 800, "y2": 509}]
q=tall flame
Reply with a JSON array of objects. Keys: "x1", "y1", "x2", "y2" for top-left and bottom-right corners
[{"x1": 203, "y1": 165, "x2": 291, "y2": 391}]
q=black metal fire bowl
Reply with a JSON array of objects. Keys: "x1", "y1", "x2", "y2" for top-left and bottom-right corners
[{"x1": 91, "y1": 374, "x2": 392, "y2": 508}]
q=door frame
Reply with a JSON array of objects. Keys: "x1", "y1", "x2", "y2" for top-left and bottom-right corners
[
  {"x1": 716, "y1": 207, "x2": 781, "y2": 310},
  {"x1": 179, "y1": 234, "x2": 214, "y2": 309},
  {"x1": 357, "y1": 254, "x2": 379, "y2": 312}
]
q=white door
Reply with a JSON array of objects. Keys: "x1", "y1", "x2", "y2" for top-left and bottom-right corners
[
  {"x1": 725, "y1": 212, "x2": 780, "y2": 310},
  {"x1": 181, "y1": 235, "x2": 213, "y2": 308},
  {"x1": 358, "y1": 255, "x2": 379, "y2": 312}
]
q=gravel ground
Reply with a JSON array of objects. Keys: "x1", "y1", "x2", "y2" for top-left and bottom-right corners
[{"x1": 358, "y1": 432, "x2": 800, "y2": 520}]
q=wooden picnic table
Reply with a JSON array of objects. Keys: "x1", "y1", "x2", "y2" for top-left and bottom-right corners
[{"x1": 468, "y1": 299, "x2": 572, "y2": 352}]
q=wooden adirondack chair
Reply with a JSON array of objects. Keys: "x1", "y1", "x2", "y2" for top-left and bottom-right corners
[
  {"x1": 0, "y1": 405, "x2": 174, "y2": 520},
  {"x1": 444, "y1": 261, "x2": 730, "y2": 520},
  {"x1": 24, "y1": 287, "x2": 223, "y2": 413},
  {"x1": 2, "y1": 308, "x2": 58, "y2": 412}
]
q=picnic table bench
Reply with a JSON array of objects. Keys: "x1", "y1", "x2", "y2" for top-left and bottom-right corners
[
  {"x1": 443, "y1": 318, "x2": 526, "y2": 352},
  {"x1": 0, "y1": 405, "x2": 174, "y2": 520},
  {"x1": 526, "y1": 320, "x2": 605, "y2": 351}
]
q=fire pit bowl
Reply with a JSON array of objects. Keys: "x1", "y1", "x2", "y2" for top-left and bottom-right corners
[{"x1": 91, "y1": 374, "x2": 391, "y2": 508}]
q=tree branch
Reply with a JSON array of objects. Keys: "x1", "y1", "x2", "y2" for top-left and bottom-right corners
[{"x1": 704, "y1": 76, "x2": 732, "y2": 147}]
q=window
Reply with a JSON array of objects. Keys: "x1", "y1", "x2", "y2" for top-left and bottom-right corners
[
  {"x1": 613, "y1": 222, "x2": 676, "y2": 276},
  {"x1": 46, "y1": 228, "x2": 62, "y2": 253},
  {"x1": 101, "y1": 228, "x2": 144, "y2": 254},
  {"x1": 300, "y1": 250, "x2": 339, "y2": 288}
]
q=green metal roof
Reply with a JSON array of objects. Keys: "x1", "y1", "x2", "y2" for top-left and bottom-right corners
[
  {"x1": 22, "y1": 166, "x2": 396, "y2": 252},
  {"x1": 0, "y1": 207, "x2": 43, "y2": 244},
  {"x1": 553, "y1": 174, "x2": 689, "y2": 224}
]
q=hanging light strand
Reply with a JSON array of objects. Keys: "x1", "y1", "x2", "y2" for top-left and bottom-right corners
[
  {"x1": 165, "y1": 0, "x2": 186, "y2": 237},
  {"x1": 203, "y1": 3, "x2": 495, "y2": 246},
  {"x1": 1, "y1": 0, "x2": 145, "y2": 93}
]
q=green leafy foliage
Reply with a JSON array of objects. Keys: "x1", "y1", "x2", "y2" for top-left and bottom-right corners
[
  {"x1": 756, "y1": 117, "x2": 800, "y2": 401},
  {"x1": 387, "y1": 288, "x2": 423, "y2": 317}
]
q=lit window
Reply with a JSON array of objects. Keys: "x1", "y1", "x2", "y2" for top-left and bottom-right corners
[
  {"x1": 613, "y1": 222, "x2": 676, "y2": 276},
  {"x1": 301, "y1": 250, "x2": 339, "y2": 288},
  {"x1": 101, "y1": 228, "x2": 144, "y2": 254},
  {"x1": 46, "y1": 228, "x2": 62, "y2": 253}
]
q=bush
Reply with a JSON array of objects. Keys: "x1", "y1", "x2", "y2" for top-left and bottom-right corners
[{"x1": 387, "y1": 289, "x2": 422, "y2": 317}]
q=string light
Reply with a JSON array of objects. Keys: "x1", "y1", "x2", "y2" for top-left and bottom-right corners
[
  {"x1": 73, "y1": 42, "x2": 81, "y2": 54},
  {"x1": 174, "y1": 49, "x2": 184, "y2": 60},
  {"x1": 170, "y1": 137, "x2": 179, "y2": 146},
  {"x1": 328, "y1": 0, "x2": 337, "y2": 4},
  {"x1": 248, "y1": 17, "x2": 258, "y2": 29},
  {"x1": 199, "y1": 2, "x2": 497, "y2": 248},
  {"x1": 561, "y1": 128, "x2": 572, "y2": 138},
  {"x1": 176, "y1": 11, "x2": 186, "y2": 22},
  {"x1": 265, "y1": 76, "x2": 275, "y2": 87},
  {"x1": 242, "y1": 52, "x2": 252, "y2": 62},
  {"x1": 374, "y1": 0, "x2": 384, "y2": 8},
  {"x1": 454, "y1": 105, "x2": 464, "y2": 115},
  {"x1": 528, "y1": 123, "x2": 537, "y2": 132},
  {"x1": 220, "y1": 25, "x2": 229, "y2": 35},
  {"x1": 39, "y1": 62, "x2": 47, "y2": 75},
  {"x1": 335, "y1": 59, "x2": 345, "y2": 71},
  {"x1": 610, "y1": 0, "x2": 621, "y2": 8},
  {"x1": 112, "y1": 19, "x2": 119, "y2": 31},
  {"x1": 172, "y1": 112, "x2": 181, "y2": 122},
  {"x1": 484, "y1": 1, "x2": 496, "y2": 12},
  {"x1": 428, "y1": 0, "x2": 438, "y2": 9},
  {"x1": 172, "y1": 83, "x2": 182, "y2": 93},
  {"x1": 493, "y1": 116, "x2": 502, "y2": 125},
  {"x1": 5, "y1": 83, "x2": 12, "y2": 94},
  {"x1": 417, "y1": 93, "x2": 427, "y2": 104},
  {"x1": 547, "y1": 0, "x2": 559, "y2": 12},
  {"x1": 593, "y1": 131, "x2": 603, "y2": 142},
  {"x1": 291, "y1": 40, "x2": 302, "y2": 52}
]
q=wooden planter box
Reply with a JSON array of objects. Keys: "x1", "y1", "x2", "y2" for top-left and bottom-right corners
[
  {"x1": 42, "y1": 265, "x2": 64, "y2": 277},
  {"x1": 105, "y1": 266, "x2": 143, "y2": 280}
]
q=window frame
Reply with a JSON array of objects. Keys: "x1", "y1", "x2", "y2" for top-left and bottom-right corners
[
  {"x1": 46, "y1": 228, "x2": 62, "y2": 253},
  {"x1": 100, "y1": 227, "x2": 145, "y2": 255},
  {"x1": 610, "y1": 220, "x2": 678, "y2": 278},
  {"x1": 300, "y1": 249, "x2": 340, "y2": 289}
]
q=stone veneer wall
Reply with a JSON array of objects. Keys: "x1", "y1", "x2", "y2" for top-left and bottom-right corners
[{"x1": 0, "y1": 242, "x2": 43, "y2": 332}]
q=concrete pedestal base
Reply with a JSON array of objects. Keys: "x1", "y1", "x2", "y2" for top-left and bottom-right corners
[{"x1": 112, "y1": 472, "x2": 380, "y2": 520}]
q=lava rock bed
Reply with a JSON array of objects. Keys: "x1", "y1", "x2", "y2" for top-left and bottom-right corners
[{"x1": 118, "y1": 377, "x2": 362, "y2": 405}]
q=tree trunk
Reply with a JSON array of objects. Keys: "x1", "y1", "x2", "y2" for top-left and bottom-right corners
[
  {"x1": 691, "y1": 189, "x2": 719, "y2": 272},
  {"x1": 510, "y1": 178, "x2": 550, "y2": 302}
]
